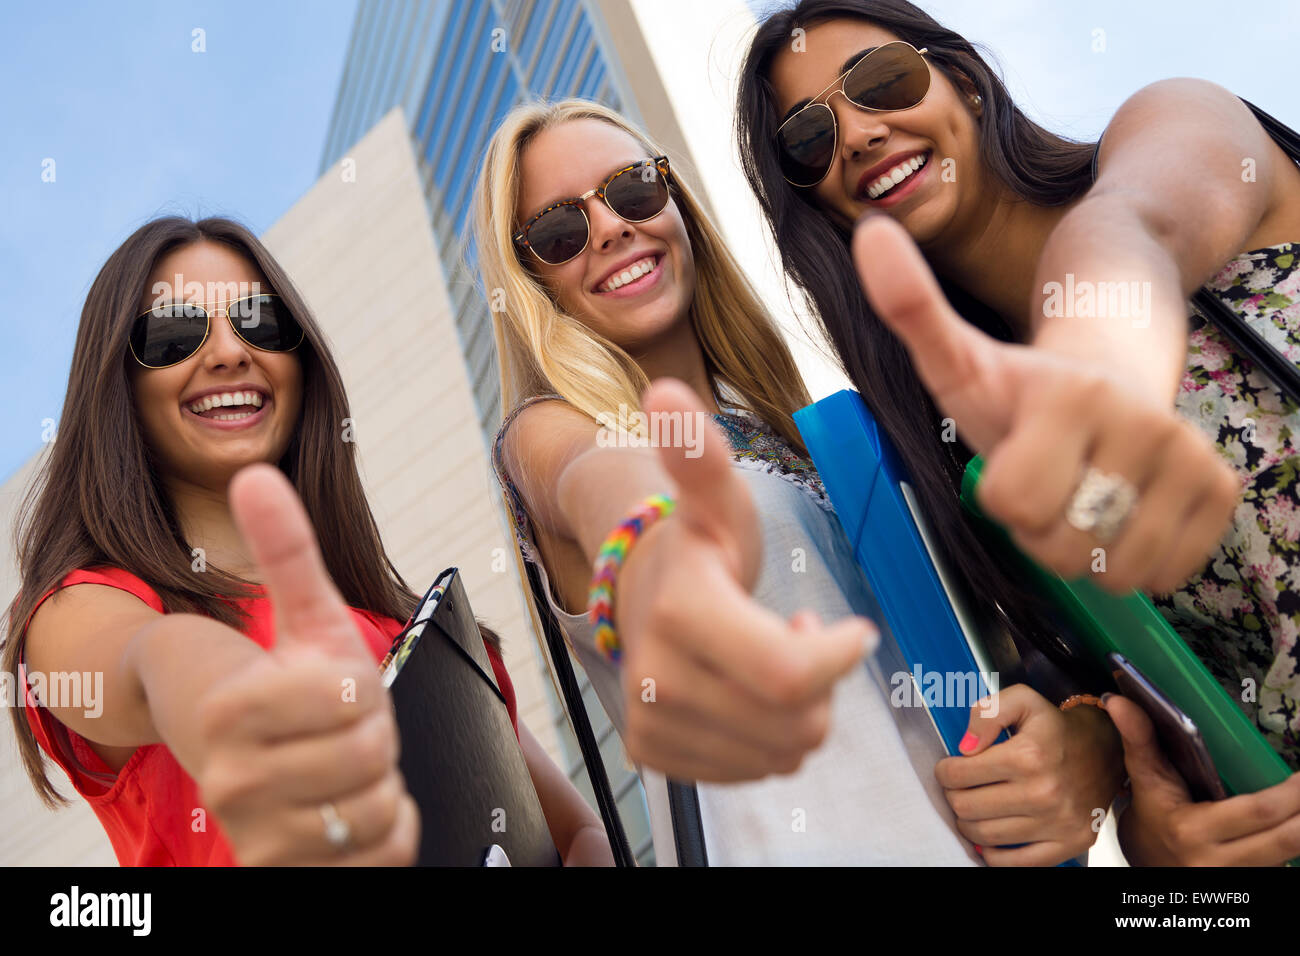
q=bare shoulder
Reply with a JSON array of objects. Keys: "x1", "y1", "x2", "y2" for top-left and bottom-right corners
[
  {"x1": 1099, "y1": 79, "x2": 1270, "y2": 168},
  {"x1": 501, "y1": 398, "x2": 600, "y2": 484},
  {"x1": 1094, "y1": 78, "x2": 1295, "y2": 269},
  {"x1": 1114, "y1": 77, "x2": 1244, "y2": 117},
  {"x1": 25, "y1": 582, "x2": 160, "y2": 675}
]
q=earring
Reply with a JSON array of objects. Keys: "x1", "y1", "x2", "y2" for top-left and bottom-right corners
[{"x1": 971, "y1": 94, "x2": 982, "y2": 106}]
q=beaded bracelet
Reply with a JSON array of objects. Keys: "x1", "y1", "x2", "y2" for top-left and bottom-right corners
[
  {"x1": 1059, "y1": 693, "x2": 1105, "y2": 712},
  {"x1": 587, "y1": 493, "x2": 677, "y2": 665}
]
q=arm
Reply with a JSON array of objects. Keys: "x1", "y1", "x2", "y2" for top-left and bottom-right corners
[
  {"x1": 25, "y1": 585, "x2": 268, "y2": 761},
  {"x1": 502, "y1": 382, "x2": 871, "y2": 783},
  {"x1": 517, "y1": 721, "x2": 614, "y2": 866},
  {"x1": 504, "y1": 398, "x2": 711, "y2": 578},
  {"x1": 24, "y1": 467, "x2": 419, "y2": 866},
  {"x1": 854, "y1": 208, "x2": 1242, "y2": 597},
  {"x1": 1032, "y1": 79, "x2": 1292, "y2": 404}
]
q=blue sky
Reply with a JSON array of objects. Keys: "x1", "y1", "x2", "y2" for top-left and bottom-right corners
[
  {"x1": 2, "y1": 0, "x2": 1297, "y2": 485},
  {"x1": 1, "y1": 0, "x2": 358, "y2": 484}
]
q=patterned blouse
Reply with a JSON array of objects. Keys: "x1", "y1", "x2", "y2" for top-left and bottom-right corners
[{"x1": 1160, "y1": 242, "x2": 1300, "y2": 768}]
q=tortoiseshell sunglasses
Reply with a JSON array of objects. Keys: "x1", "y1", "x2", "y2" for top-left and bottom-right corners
[{"x1": 513, "y1": 156, "x2": 672, "y2": 265}]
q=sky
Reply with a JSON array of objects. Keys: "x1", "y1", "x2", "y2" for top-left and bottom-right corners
[
  {"x1": 2, "y1": 0, "x2": 1297, "y2": 485},
  {"x1": 1, "y1": 0, "x2": 359, "y2": 484}
]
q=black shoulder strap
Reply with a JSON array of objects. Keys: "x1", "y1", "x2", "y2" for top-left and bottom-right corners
[
  {"x1": 1191, "y1": 97, "x2": 1300, "y2": 406},
  {"x1": 666, "y1": 780, "x2": 709, "y2": 866},
  {"x1": 523, "y1": 558, "x2": 636, "y2": 867},
  {"x1": 1239, "y1": 97, "x2": 1300, "y2": 162},
  {"x1": 1091, "y1": 95, "x2": 1300, "y2": 405},
  {"x1": 1193, "y1": 288, "x2": 1300, "y2": 405}
]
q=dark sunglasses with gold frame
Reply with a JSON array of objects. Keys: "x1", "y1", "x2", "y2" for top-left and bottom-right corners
[
  {"x1": 776, "y1": 41, "x2": 932, "y2": 188},
  {"x1": 129, "y1": 293, "x2": 305, "y2": 369}
]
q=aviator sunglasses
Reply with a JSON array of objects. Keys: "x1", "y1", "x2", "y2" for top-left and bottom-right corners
[
  {"x1": 129, "y1": 293, "x2": 305, "y2": 369},
  {"x1": 513, "y1": 156, "x2": 672, "y2": 266},
  {"x1": 776, "y1": 41, "x2": 931, "y2": 188}
]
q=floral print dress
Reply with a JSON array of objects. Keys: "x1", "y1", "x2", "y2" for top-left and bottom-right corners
[{"x1": 1159, "y1": 242, "x2": 1300, "y2": 769}]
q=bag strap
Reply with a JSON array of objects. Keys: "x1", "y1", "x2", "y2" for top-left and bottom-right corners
[
  {"x1": 666, "y1": 780, "x2": 709, "y2": 866},
  {"x1": 1090, "y1": 96, "x2": 1300, "y2": 405},
  {"x1": 1190, "y1": 98, "x2": 1300, "y2": 406},
  {"x1": 1239, "y1": 97, "x2": 1300, "y2": 162},
  {"x1": 1192, "y1": 288, "x2": 1300, "y2": 406},
  {"x1": 523, "y1": 558, "x2": 636, "y2": 867}
]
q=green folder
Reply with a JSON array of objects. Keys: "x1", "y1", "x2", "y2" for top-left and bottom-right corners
[{"x1": 961, "y1": 455, "x2": 1291, "y2": 797}]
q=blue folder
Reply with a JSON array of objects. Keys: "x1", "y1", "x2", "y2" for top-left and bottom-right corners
[{"x1": 794, "y1": 389, "x2": 998, "y2": 756}]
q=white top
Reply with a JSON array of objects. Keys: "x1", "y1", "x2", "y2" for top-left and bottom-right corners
[{"x1": 494, "y1": 400, "x2": 980, "y2": 865}]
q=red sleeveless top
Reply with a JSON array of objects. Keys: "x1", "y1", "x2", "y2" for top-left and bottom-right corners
[{"x1": 19, "y1": 567, "x2": 517, "y2": 866}]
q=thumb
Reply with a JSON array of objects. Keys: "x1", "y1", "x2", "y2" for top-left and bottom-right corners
[
  {"x1": 1101, "y1": 693, "x2": 1193, "y2": 807},
  {"x1": 228, "y1": 463, "x2": 373, "y2": 664},
  {"x1": 641, "y1": 377, "x2": 760, "y2": 583},
  {"x1": 852, "y1": 214, "x2": 1003, "y2": 451}
]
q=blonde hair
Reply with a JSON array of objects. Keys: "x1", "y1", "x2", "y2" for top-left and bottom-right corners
[{"x1": 470, "y1": 97, "x2": 811, "y2": 450}]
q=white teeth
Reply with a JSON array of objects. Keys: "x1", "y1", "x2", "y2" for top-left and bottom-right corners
[
  {"x1": 866, "y1": 153, "x2": 928, "y2": 199},
  {"x1": 599, "y1": 256, "x2": 658, "y2": 292},
  {"x1": 187, "y1": 390, "x2": 265, "y2": 414}
]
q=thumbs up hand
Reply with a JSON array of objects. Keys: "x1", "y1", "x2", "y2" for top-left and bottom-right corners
[
  {"x1": 192, "y1": 464, "x2": 418, "y2": 866},
  {"x1": 614, "y1": 379, "x2": 876, "y2": 782},
  {"x1": 852, "y1": 214, "x2": 1240, "y2": 596}
]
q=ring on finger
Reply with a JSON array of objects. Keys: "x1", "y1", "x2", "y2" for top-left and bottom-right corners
[
  {"x1": 319, "y1": 801, "x2": 351, "y2": 852},
  {"x1": 1065, "y1": 466, "x2": 1138, "y2": 543}
]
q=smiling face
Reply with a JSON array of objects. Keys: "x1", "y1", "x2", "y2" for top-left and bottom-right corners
[
  {"x1": 769, "y1": 18, "x2": 988, "y2": 246},
  {"x1": 129, "y1": 239, "x2": 303, "y2": 492},
  {"x1": 514, "y1": 118, "x2": 696, "y2": 353}
]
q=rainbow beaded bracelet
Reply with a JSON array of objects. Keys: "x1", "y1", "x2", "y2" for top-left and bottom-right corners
[{"x1": 587, "y1": 493, "x2": 677, "y2": 664}]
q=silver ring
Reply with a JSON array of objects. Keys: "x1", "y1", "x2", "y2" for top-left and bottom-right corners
[
  {"x1": 319, "y1": 802, "x2": 351, "y2": 851},
  {"x1": 1065, "y1": 466, "x2": 1138, "y2": 542}
]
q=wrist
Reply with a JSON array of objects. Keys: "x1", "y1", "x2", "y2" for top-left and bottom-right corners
[
  {"x1": 127, "y1": 615, "x2": 265, "y2": 759},
  {"x1": 1032, "y1": 316, "x2": 1184, "y2": 408},
  {"x1": 587, "y1": 493, "x2": 677, "y2": 664}
]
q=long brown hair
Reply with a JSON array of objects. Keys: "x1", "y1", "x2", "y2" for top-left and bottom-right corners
[
  {"x1": 737, "y1": 0, "x2": 1104, "y2": 679},
  {"x1": 4, "y1": 216, "x2": 421, "y2": 806}
]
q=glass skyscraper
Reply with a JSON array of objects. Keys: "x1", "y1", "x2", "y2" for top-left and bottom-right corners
[
  {"x1": 322, "y1": 0, "x2": 641, "y2": 432},
  {"x1": 321, "y1": 0, "x2": 656, "y2": 863}
]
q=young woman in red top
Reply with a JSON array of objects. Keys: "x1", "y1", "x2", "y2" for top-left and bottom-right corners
[{"x1": 4, "y1": 216, "x2": 611, "y2": 866}]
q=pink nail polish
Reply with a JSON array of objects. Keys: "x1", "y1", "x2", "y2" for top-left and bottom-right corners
[{"x1": 959, "y1": 731, "x2": 979, "y2": 754}]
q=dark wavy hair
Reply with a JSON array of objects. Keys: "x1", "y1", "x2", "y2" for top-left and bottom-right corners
[
  {"x1": 3, "y1": 216, "x2": 430, "y2": 806},
  {"x1": 738, "y1": 0, "x2": 1103, "y2": 682}
]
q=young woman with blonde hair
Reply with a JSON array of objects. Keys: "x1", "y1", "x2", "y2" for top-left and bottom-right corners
[{"x1": 472, "y1": 97, "x2": 1124, "y2": 865}]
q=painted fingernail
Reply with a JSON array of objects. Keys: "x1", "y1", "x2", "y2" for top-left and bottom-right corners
[
  {"x1": 959, "y1": 731, "x2": 979, "y2": 754},
  {"x1": 973, "y1": 845, "x2": 984, "y2": 856}
]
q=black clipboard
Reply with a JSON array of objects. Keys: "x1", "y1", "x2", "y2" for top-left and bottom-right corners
[{"x1": 384, "y1": 567, "x2": 560, "y2": 866}]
